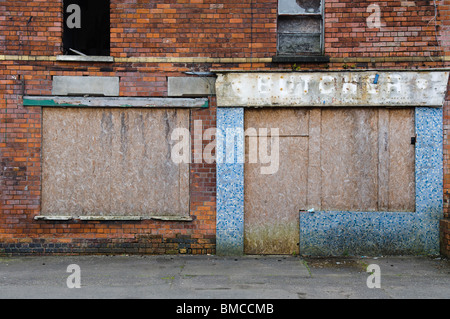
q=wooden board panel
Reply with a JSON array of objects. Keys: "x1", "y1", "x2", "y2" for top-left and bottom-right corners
[
  {"x1": 377, "y1": 109, "x2": 390, "y2": 211},
  {"x1": 307, "y1": 108, "x2": 321, "y2": 210},
  {"x1": 320, "y1": 108, "x2": 379, "y2": 211},
  {"x1": 387, "y1": 108, "x2": 415, "y2": 211},
  {"x1": 244, "y1": 136, "x2": 308, "y2": 255},
  {"x1": 244, "y1": 109, "x2": 308, "y2": 254},
  {"x1": 243, "y1": 108, "x2": 415, "y2": 254},
  {"x1": 42, "y1": 108, "x2": 190, "y2": 217},
  {"x1": 244, "y1": 108, "x2": 309, "y2": 136}
]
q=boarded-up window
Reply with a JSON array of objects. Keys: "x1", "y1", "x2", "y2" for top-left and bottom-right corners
[
  {"x1": 277, "y1": 0, "x2": 324, "y2": 56},
  {"x1": 41, "y1": 108, "x2": 190, "y2": 218}
]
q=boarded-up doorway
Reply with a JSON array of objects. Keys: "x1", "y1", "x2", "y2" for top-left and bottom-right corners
[{"x1": 244, "y1": 108, "x2": 415, "y2": 255}]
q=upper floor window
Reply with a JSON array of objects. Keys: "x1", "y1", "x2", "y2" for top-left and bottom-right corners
[
  {"x1": 277, "y1": 0, "x2": 324, "y2": 56},
  {"x1": 63, "y1": 0, "x2": 110, "y2": 56}
]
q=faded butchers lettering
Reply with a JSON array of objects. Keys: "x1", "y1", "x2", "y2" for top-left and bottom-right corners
[
  {"x1": 259, "y1": 74, "x2": 383, "y2": 98},
  {"x1": 217, "y1": 72, "x2": 449, "y2": 107}
]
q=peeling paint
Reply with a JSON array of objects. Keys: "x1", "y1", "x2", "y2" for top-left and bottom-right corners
[{"x1": 216, "y1": 71, "x2": 450, "y2": 107}]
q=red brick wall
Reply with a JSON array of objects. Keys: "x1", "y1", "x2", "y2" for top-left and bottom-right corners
[
  {"x1": 3, "y1": 1, "x2": 445, "y2": 60},
  {"x1": 441, "y1": 219, "x2": 450, "y2": 258},
  {"x1": 0, "y1": 80, "x2": 216, "y2": 254},
  {"x1": 439, "y1": 0, "x2": 450, "y2": 57},
  {"x1": 1, "y1": 0, "x2": 450, "y2": 255},
  {"x1": 326, "y1": 0, "x2": 443, "y2": 58},
  {"x1": 110, "y1": 0, "x2": 277, "y2": 59},
  {"x1": 0, "y1": 1, "x2": 61, "y2": 56}
]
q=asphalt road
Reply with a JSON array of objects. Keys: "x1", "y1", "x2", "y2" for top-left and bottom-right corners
[{"x1": 0, "y1": 255, "x2": 448, "y2": 299}]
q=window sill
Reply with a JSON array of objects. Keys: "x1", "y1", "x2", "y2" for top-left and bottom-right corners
[
  {"x1": 34, "y1": 216, "x2": 73, "y2": 221},
  {"x1": 56, "y1": 55, "x2": 114, "y2": 63},
  {"x1": 34, "y1": 215, "x2": 194, "y2": 222},
  {"x1": 272, "y1": 55, "x2": 330, "y2": 63}
]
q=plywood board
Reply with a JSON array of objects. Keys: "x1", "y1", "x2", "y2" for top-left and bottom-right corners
[
  {"x1": 42, "y1": 108, "x2": 190, "y2": 217},
  {"x1": 377, "y1": 109, "x2": 390, "y2": 211},
  {"x1": 307, "y1": 108, "x2": 321, "y2": 210},
  {"x1": 320, "y1": 108, "x2": 379, "y2": 211},
  {"x1": 387, "y1": 108, "x2": 415, "y2": 211},
  {"x1": 244, "y1": 108, "x2": 309, "y2": 136},
  {"x1": 244, "y1": 109, "x2": 308, "y2": 254},
  {"x1": 244, "y1": 136, "x2": 307, "y2": 254},
  {"x1": 243, "y1": 108, "x2": 415, "y2": 254}
]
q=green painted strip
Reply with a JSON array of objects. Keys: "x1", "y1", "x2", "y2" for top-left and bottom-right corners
[
  {"x1": 23, "y1": 97, "x2": 209, "y2": 108},
  {"x1": 23, "y1": 98, "x2": 87, "y2": 107}
]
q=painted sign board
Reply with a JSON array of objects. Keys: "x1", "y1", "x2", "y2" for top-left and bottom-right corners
[{"x1": 216, "y1": 71, "x2": 449, "y2": 107}]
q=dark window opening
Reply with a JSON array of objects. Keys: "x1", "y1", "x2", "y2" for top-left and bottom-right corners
[{"x1": 63, "y1": 0, "x2": 110, "y2": 56}]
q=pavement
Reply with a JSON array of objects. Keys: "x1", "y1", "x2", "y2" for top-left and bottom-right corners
[{"x1": 0, "y1": 254, "x2": 448, "y2": 299}]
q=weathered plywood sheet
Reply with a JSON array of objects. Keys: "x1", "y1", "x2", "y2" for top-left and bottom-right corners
[
  {"x1": 319, "y1": 108, "x2": 414, "y2": 211},
  {"x1": 321, "y1": 108, "x2": 379, "y2": 211},
  {"x1": 42, "y1": 109, "x2": 112, "y2": 214},
  {"x1": 243, "y1": 108, "x2": 415, "y2": 254},
  {"x1": 387, "y1": 108, "x2": 415, "y2": 211},
  {"x1": 307, "y1": 109, "x2": 321, "y2": 210},
  {"x1": 42, "y1": 108, "x2": 190, "y2": 217},
  {"x1": 244, "y1": 136, "x2": 307, "y2": 254},
  {"x1": 377, "y1": 109, "x2": 390, "y2": 211},
  {"x1": 244, "y1": 109, "x2": 308, "y2": 254},
  {"x1": 245, "y1": 108, "x2": 309, "y2": 136}
]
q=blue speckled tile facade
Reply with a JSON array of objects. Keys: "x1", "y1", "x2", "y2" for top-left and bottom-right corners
[
  {"x1": 216, "y1": 107, "x2": 443, "y2": 256},
  {"x1": 415, "y1": 107, "x2": 443, "y2": 219},
  {"x1": 300, "y1": 212, "x2": 421, "y2": 256},
  {"x1": 414, "y1": 107, "x2": 443, "y2": 253},
  {"x1": 299, "y1": 107, "x2": 443, "y2": 256},
  {"x1": 216, "y1": 108, "x2": 244, "y2": 255}
]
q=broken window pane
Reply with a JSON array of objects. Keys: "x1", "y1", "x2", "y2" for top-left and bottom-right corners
[
  {"x1": 63, "y1": 0, "x2": 110, "y2": 56},
  {"x1": 278, "y1": 33, "x2": 321, "y2": 55},
  {"x1": 277, "y1": 0, "x2": 324, "y2": 55},
  {"x1": 278, "y1": 0, "x2": 322, "y2": 14},
  {"x1": 278, "y1": 16, "x2": 321, "y2": 34}
]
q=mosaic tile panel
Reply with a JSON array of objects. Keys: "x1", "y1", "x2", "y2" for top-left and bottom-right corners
[
  {"x1": 414, "y1": 107, "x2": 443, "y2": 253},
  {"x1": 300, "y1": 211, "x2": 421, "y2": 256},
  {"x1": 216, "y1": 107, "x2": 443, "y2": 256},
  {"x1": 299, "y1": 107, "x2": 443, "y2": 256},
  {"x1": 216, "y1": 108, "x2": 245, "y2": 255}
]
